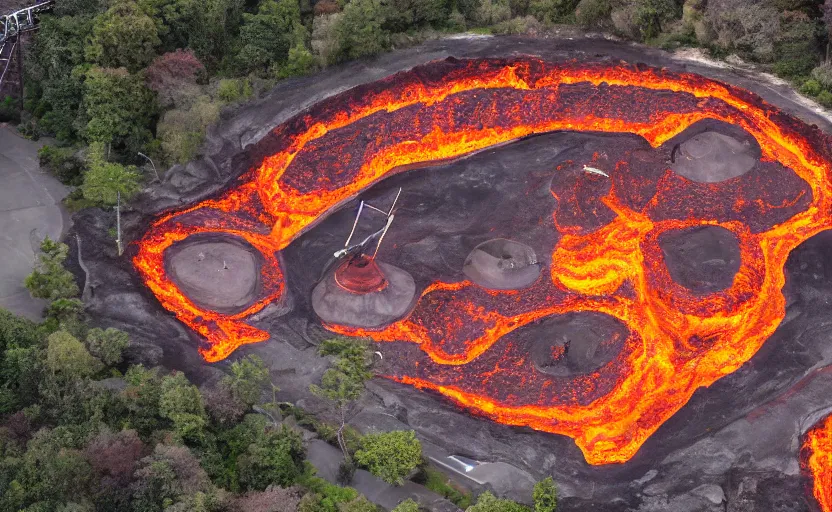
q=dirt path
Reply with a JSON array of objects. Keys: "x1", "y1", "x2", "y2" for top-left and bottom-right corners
[{"x1": 0, "y1": 124, "x2": 68, "y2": 320}]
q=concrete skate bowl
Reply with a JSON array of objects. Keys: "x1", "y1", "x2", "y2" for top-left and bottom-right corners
[{"x1": 131, "y1": 56, "x2": 832, "y2": 506}]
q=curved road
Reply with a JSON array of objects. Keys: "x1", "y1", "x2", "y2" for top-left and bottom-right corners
[{"x1": 0, "y1": 124, "x2": 68, "y2": 320}]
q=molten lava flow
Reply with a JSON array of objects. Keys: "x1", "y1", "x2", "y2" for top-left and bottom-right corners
[
  {"x1": 134, "y1": 57, "x2": 832, "y2": 466},
  {"x1": 804, "y1": 414, "x2": 832, "y2": 512}
]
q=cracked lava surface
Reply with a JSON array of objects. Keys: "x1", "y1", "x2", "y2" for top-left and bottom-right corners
[{"x1": 132, "y1": 57, "x2": 832, "y2": 484}]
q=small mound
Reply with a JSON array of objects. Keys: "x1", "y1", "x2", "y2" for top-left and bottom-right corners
[
  {"x1": 167, "y1": 239, "x2": 260, "y2": 313},
  {"x1": 312, "y1": 259, "x2": 416, "y2": 328},
  {"x1": 659, "y1": 225, "x2": 742, "y2": 294},
  {"x1": 463, "y1": 239, "x2": 541, "y2": 290},
  {"x1": 670, "y1": 131, "x2": 758, "y2": 183},
  {"x1": 527, "y1": 312, "x2": 628, "y2": 377}
]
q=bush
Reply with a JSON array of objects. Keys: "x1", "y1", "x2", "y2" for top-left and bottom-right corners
[
  {"x1": 817, "y1": 90, "x2": 832, "y2": 107},
  {"x1": 811, "y1": 63, "x2": 832, "y2": 89},
  {"x1": 157, "y1": 95, "x2": 220, "y2": 164},
  {"x1": 533, "y1": 477, "x2": 557, "y2": 512},
  {"x1": 772, "y1": 12, "x2": 822, "y2": 79},
  {"x1": 85, "y1": 0, "x2": 160, "y2": 72},
  {"x1": 81, "y1": 142, "x2": 141, "y2": 206},
  {"x1": 476, "y1": 0, "x2": 511, "y2": 25},
  {"x1": 632, "y1": 0, "x2": 680, "y2": 40},
  {"x1": 708, "y1": 4, "x2": 779, "y2": 62},
  {"x1": 331, "y1": 0, "x2": 390, "y2": 63},
  {"x1": 25, "y1": 237, "x2": 80, "y2": 302},
  {"x1": 466, "y1": 491, "x2": 529, "y2": 512},
  {"x1": 0, "y1": 95, "x2": 19, "y2": 123},
  {"x1": 492, "y1": 15, "x2": 541, "y2": 34},
  {"x1": 145, "y1": 49, "x2": 206, "y2": 109},
  {"x1": 393, "y1": 499, "x2": 420, "y2": 512},
  {"x1": 38, "y1": 145, "x2": 85, "y2": 186},
  {"x1": 802, "y1": 78, "x2": 824, "y2": 96},
  {"x1": 217, "y1": 78, "x2": 254, "y2": 103},
  {"x1": 237, "y1": 426, "x2": 306, "y2": 490},
  {"x1": 574, "y1": 0, "x2": 613, "y2": 28},
  {"x1": 528, "y1": 0, "x2": 578, "y2": 24},
  {"x1": 354, "y1": 430, "x2": 422, "y2": 486}
]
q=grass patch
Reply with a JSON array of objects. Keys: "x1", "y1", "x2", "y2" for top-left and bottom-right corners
[{"x1": 417, "y1": 466, "x2": 472, "y2": 509}]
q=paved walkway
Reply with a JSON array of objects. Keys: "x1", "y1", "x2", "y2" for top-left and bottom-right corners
[{"x1": 0, "y1": 124, "x2": 68, "y2": 320}]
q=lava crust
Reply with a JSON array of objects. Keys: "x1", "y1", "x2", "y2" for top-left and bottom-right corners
[{"x1": 133, "y1": 57, "x2": 832, "y2": 468}]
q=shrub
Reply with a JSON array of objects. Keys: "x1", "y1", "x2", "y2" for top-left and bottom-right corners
[
  {"x1": 354, "y1": 430, "x2": 422, "y2": 486},
  {"x1": 817, "y1": 90, "x2": 832, "y2": 107},
  {"x1": 708, "y1": 4, "x2": 780, "y2": 62},
  {"x1": 315, "y1": 0, "x2": 342, "y2": 14},
  {"x1": 393, "y1": 499, "x2": 420, "y2": 512},
  {"x1": 85, "y1": 0, "x2": 160, "y2": 72},
  {"x1": 632, "y1": 0, "x2": 680, "y2": 40},
  {"x1": 237, "y1": 426, "x2": 306, "y2": 490},
  {"x1": 157, "y1": 95, "x2": 221, "y2": 164},
  {"x1": 533, "y1": 477, "x2": 557, "y2": 512},
  {"x1": 528, "y1": 0, "x2": 579, "y2": 24},
  {"x1": 38, "y1": 145, "x2": 85, "y2": 186},
  {"x1": 802, "y1": 78, "x2": 824, "y2": 96},
  {"x1": 145, "y1": 49, "x2": 206, "y2": 109},
  {"x1": 85, "y1": 327, "x2": 129, "y2": 366},
  {"x1": 811, "y1": 63, "x2": 832, "y2": 89},
  {"x1": 772, "y1": 12, "x2": 822, "y2": 79},
  {"x1": 476, "y1": 0, "x2": 511, "y2": 25},
  {"x1": 0, "y1": 95, "x2": 19, "y2": 123},
  {"x1": 81, "y1": 141, "x2": 141, "y2": 206},
  {"x1": 466, "y1": 491, "x2": 529, "y2": 512},
  {"x1": 331, "y1": 0, "x2": 390, "y2": 63},
  {"x1": 25, "y1": 237, "x2": 79, "y2": 301},
  {"x1": 574, "y1": 0, "x2": 613, "y2": 28},
  {"x1": 492, "y1": 15, "x2": 541, "y2": 34},
  {"x1": 217, "y1": 78, "x2": 254, "y2": 103}
]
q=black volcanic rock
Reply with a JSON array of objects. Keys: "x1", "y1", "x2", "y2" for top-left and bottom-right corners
[{"x1": 659, "y1": 225, "x2": 742, "y2": 294}]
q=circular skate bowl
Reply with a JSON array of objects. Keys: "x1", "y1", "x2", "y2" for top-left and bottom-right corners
[
  {"x1": 165, "y1": 236, "x2": 261, "y2": 314},
  {"x1": 659, "y1": 225, "x2": 742, "y2": 294},
  {"x1": 670, "y1": 127, "x2": 761, "y2": 183},
  {"x1": 132, "y1": 55, "x2": 832, "y2": 477},
  {"x1": 312, "y1": 257, "x2": 416, "y2": 328},
  {"x1": 463, "y1": 238, "x2": 541, "y2": 290}
]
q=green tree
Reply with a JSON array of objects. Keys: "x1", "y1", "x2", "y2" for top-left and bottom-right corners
[
  {"x1": 81, "y1": 66, "x2": 156, "y2": 152},
  {"x1": 222, "y1": 355, "x2": 269, "y2": 408},
  {"x1": 237, "y1": 426, "x2": 306, "y2": 490},
  {"x1": 27, "y1": 16, "x2": 92, "y2": 142},
  {"x1": 187, "y1": 0, "x2": 245, "y2": 67},
  {"x1": 310, "y1": 338, "x2": 373, "y2": 461},
  {"x1": 332, "y1": 0, "x2": 390, "y2": 63},
  {"x1": 237, "y1": 0, "x2": 303, "y2": 75},
  {"x1": 25, "y1": 237, "x2": 79, "y2": 302},
  {"x1": 85, "y1": 0, "x2": 161, "y2": 72},
  {"x1": 533, "y1": 477, "x2": 557, "y2": 512},
  {"x1": 528, "y1": 0, "x2": 578, "y2": 23},
  {"x1": 81, "y1": 141, "x2": 142, "y2": 206},
  {"x1": 392, "y1": 499, "x2": 420, "y2": 512},
  {"x1": 466, "y1": 492, "x2": 529, "y2": 512},
  {"x1": 45, "y1": 331, "x2": 102, "y2": 380},
  {"x1": 85, "y1": 327, "x2": 130, "y2": 366},
  {"x1": 159, "y1": 372, "x2": 208, "y2": 442},
  {"x1": 354, "y1": 430, "x2": 422, "y2": 486}
]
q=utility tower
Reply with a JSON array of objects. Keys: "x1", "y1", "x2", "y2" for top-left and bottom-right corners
[{"x1": 0, "y1": 2, "x2": 55, "y2": 107}]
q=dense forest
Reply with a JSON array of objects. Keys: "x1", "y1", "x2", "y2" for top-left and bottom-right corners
[
  {"x1": 6, "y1": 0, "x2": 832, "y2": 210},
  {"x1": 0, "y1": 237, "x2": 561, "y2": 510}
]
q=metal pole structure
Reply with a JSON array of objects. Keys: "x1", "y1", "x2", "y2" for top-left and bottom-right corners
[
  {"x1": 15, "y1": 30, "x2": 22, "y2": 113},
  {"x1": 116, "y1": 191, "x2": 123, "y2": 256},
  {"x1": 137, "y1": 152, "x2": 160, "y2": 181}
]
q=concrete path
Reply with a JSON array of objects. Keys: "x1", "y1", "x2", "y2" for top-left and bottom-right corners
[
  {"x1": 0, "y1": 124, "x2": 68, "y2": 320},
  {"x1": 307, "y1": 439, "x2": 461, "y2": 512}
]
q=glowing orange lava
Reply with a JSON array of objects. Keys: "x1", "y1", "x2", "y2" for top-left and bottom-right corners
[
  {"x1": 804, "y1": 414, "x2": 832, "y2": 512},
  {"x1": 133, "y1": 58, "x2": 832, "y2": 466}
]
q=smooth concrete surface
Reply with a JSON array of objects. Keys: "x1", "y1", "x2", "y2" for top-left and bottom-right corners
[{"x1": 0, "y1": 124, "x2": 68, "y2": 320}]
